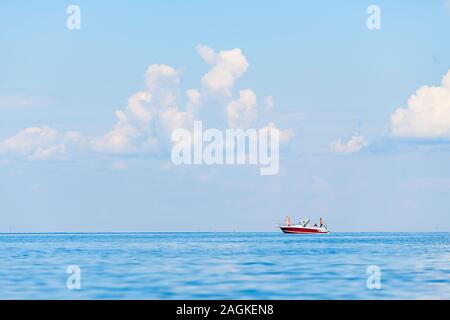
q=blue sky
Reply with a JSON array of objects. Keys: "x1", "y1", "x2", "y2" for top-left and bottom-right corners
[{"x1": 1, "y1": 0, "x2": 450, "y2": 232}]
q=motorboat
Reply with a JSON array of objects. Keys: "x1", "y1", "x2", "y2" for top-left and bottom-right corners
[{"x1": 278, "y1": 217, "x2": 329, "y2": 234}]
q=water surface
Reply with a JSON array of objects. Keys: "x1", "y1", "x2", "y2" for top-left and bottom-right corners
[{"x1": 0, "y1": 232, "x2": 448, "y2": 299}]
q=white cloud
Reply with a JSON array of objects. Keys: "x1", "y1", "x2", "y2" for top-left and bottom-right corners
[
  {"x1": 196, "y1": 44, "x2": 217, "y2": 65},
  {"x1": 92, "y1": 64, "x2": 192, "y2": 154},
  {"x1": 186, "y1": 89, "x2": 201, "y2": 112},
  {"x1": 225, "y1": 91, "x2": 292, "y2": 142},
  {"x1": 330, "y1": 134, "x2": 368, "y2": 154},
  {"x1": 261, "y1": 122, "x2": 294, "y2": 145},
  {"x1": 0, "y1": 126, "x2": 82, "y2": 160},
  {"x1": 159, "y1": 107, "x2": 194, "y2": 139},
  {"x1": 30, "y1": 144, "x2": 67, "y2": 160},
  {"x1": 226, "y1": 89, "x2": 258, "y2": 129},
  {"x1": 127, "y1": 91, "x2": 153, "y2": 126},
  {"x1": 2, "y1": 45, "x2": 293, "y2": 161},
  {"x1": 144, "y1": 64, "x2": 180, "y2": 91},
  {"x1": 198, "y1": 45, "x2": 249, "y2": 96},
  {"x1": 264, "y1": 95, "x2": 274, "y2": 112},
  {"x1": 92, "y1": 111, "x2": 140, "y2": 154},
  {"x1": 93, "y1": 46, "x2": 286, "y2": 156},
  {"x1": 390, "y1": 70, "x2": 450, "y2": 138}
]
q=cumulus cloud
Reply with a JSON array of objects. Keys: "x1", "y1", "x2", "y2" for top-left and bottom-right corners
[
  {"x1": 198, "y1": 45, "x2": 248, "y2": 96},
  {"x1": 196, "y1": 44, "x2": 217, "y2": 65},
  {"x1": 186, "y1": 89, "x2": 201, "y2": 112},
  {"x1": 0, "y1": 126, "x2": 82, "y2": 160},
  {"x1": 390, "y1": 70, "x2": 450, "y2": 138},
  {"x1": 144, "y1": 64, "x2": 180, "y2": 90},
  {"x1": 92, "y1": 64, "x2": 193, "y2": 154},
  {"x1": 261, "y1": 122, "x2": 294, "y2": 145},
  {"x1": 330, "y1": 134, "x2": 368, "y2": 154},
  {"x1": 2, "y1": 44, "x2": 293, "y2": 161},
  {"x1": 93, "y1": 45, "x2": 290, "y2": 155},
  {"x1": 226, "y1": 89, "x2": 258, "y2": 129}
]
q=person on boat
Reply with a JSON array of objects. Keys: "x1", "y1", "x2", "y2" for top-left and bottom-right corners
[
  {"x1": 285, "y1": 216, "x2": 292, "y2": 226},
  {"x1": 320, "y1": 218, "x2": 324, "y2": 227}
]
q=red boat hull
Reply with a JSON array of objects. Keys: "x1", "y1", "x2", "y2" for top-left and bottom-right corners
[{"x1": 280, "y1": 226, "x2": 328, "y2": 234}]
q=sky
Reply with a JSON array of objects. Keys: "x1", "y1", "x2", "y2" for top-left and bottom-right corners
[{"x1": 1, "y1": 0, "x2": 450, "y2": 232}]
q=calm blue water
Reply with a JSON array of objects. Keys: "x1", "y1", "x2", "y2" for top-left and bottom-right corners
[{"x1": 0, "y1": 232, "x2": 448, "y2": 299}]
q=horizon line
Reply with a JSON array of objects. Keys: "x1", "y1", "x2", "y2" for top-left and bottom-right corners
[{"x1": 0, "y1": 231, "x2": 448, "y2": 235}]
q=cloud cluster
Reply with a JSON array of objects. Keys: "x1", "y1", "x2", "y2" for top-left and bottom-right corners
[
  {"x1": 226, "y1": 89, "x2": 258, "y2": 129},
  {"x1": 0, "y1": 45, "x2": 293, "y2": 161},
  {"x1": 197, "y1": 45, "x2": 249, "y2": 96},
  {"x1": 92, "y1": 64, "x2": 192, "y2": 154},
  {"x1": 329, "y1": 71, "x2": 450, "y2": 154},
  {"x1": 93, "y1": 45, "x2": 292, "y2": 156},
  {"x1": 390, "y1": 70, "x2": 450, "y2": 139},
  {"x1": 330, "y1": 134, "x2": 368, "y2": 154},
  {"x1": 0, "y1": 126, "x2": 82, "y2": 160}
]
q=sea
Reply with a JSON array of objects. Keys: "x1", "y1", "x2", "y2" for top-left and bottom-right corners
[{"x1": 0, "y1": 232, "x2": 448, "y2": 299}]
